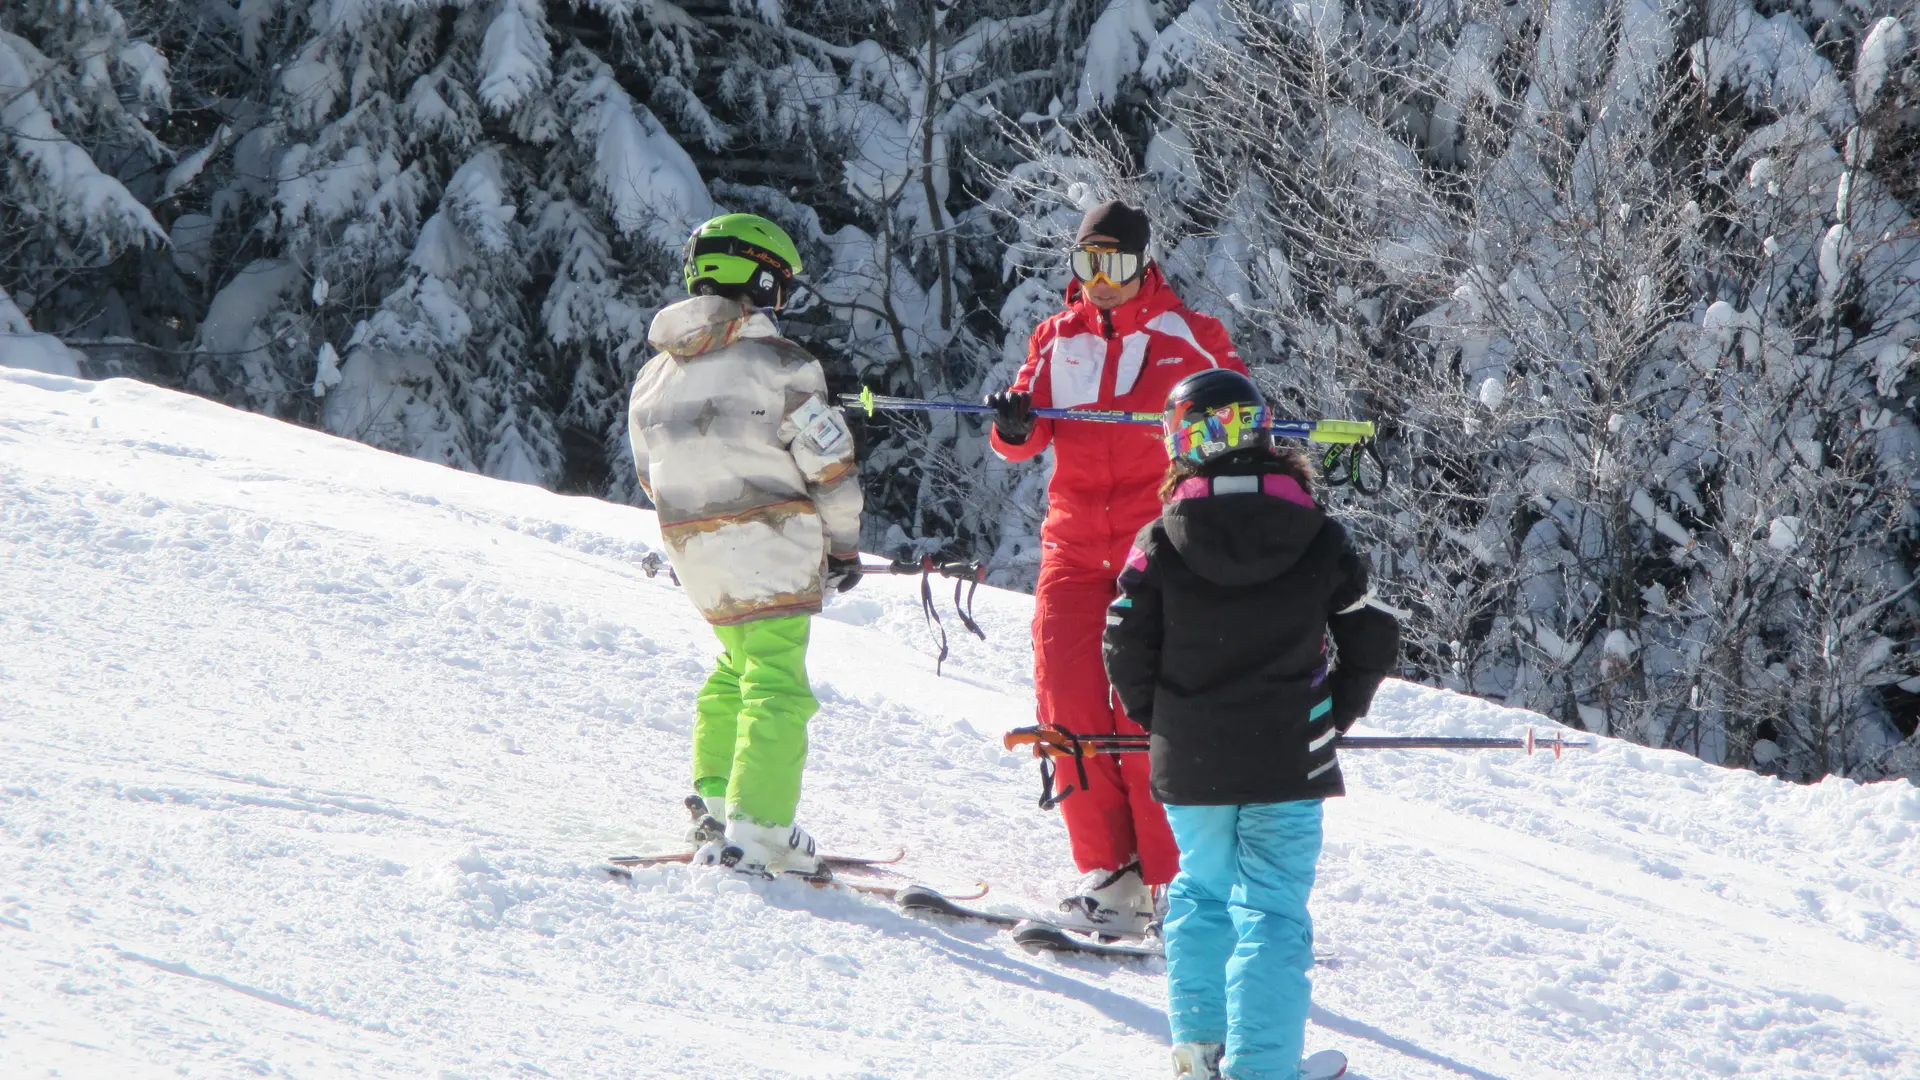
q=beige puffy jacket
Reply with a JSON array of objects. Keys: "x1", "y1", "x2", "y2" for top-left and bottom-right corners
[{"x1": 628, "y1": 295, "x2": 862, "y2": 625}]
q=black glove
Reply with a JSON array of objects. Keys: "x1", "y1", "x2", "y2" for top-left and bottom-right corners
[
  {"x1": 986, "y1": 390, "x2": 1034, "y2": 445},
  {"x1": 824, "y1": 553, "x2": 863, "y2": 594}
]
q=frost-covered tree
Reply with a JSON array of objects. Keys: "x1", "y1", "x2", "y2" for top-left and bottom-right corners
[
  {"x1": 0, "y1": 0, "x2": 169, "y2": 341},
  {"x1": 1079, "y1": 0, "x2": 1920, "y2": 780},
  {"x1": 171, "y1": 1, "x2": 713, "y2": 489},
  {"x1": 153, "y1": 0, "x2": 1155, "y2": 522},
  {"x1": 689, "y1": 1, "x2": 1126, "y2": 565},
  {"x1": 7, "y1": 0, "x2": 1912, "y2": 780}
]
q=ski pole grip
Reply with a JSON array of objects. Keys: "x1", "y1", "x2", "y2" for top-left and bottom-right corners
[
  {"x1": 1004, "y1": 725, "x2": 1078, "y2": 757},
  {"x1": 1306, "y1": 419, "x2": 1376, "y2": 445}
]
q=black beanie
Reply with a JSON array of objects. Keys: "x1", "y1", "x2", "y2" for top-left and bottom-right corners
[{"x1": 1076, "y1": 200, "x2": 1150, "y2": 252}]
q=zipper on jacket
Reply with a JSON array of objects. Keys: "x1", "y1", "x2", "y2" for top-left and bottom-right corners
[{"x1": 1100, "y1": 308, "x2": 1114, "y2": 339}]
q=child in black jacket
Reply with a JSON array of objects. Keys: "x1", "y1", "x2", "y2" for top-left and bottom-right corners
[{"x1": 1103, "y1": 370, "x2": 1399, "y2": 1080}]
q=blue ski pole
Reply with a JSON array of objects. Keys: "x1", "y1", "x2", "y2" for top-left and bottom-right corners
[{"x1": 841, "y1": 388, "x2": 1388, "y2": 493}]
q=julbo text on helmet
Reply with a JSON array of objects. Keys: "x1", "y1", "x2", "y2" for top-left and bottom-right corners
[{"x1": 681, "y1": 213, "x2": 802, "y2": 310}]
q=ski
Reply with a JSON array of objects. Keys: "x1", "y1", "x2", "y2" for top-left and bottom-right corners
[
  {"x1": 602, "y1": 863, "x2": 893, "y2": 896},
  {"x1": 606, "y1": 848, "x2": 906, "y2": 870},
  {"x1": 602, "y1": 864, "x2": 986, "y2": 905},
  {"x1": 895, "y1": 885, "x2": 1158, "y2": 941},
  {"x1": 1012, "y1": 922, "x2": 1163, "y2": 961},
  {"x1": 894, "y1": 884, "x2": 1025, "y2": 928}
]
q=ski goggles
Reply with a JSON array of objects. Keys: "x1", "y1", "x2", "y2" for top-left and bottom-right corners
[
  {"x1": 1069, "y1": 247, "x2": 1145, "y2": 287},
  {"x1": 1164, "y1": 401, "x2": 1272, "y2": 464}
]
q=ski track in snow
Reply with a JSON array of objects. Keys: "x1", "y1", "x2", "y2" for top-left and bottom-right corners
[{"x1": 2, "y1": 370, "x2": 1917, "y2": 1079}]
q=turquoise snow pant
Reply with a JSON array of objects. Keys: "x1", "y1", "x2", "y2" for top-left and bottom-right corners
[
  {"x1": 1164, "y1": 800, "x2": 1325, "y2": 1080},
  {"x1": 691, "y1": 616, "x2": 818, "y2": 828}
]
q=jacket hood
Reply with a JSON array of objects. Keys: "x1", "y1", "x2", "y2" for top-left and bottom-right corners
[
  {"x1": 1162, "y1": 468, "x2": 1326, "y2": 586},
  {"x1": 648, "y1": 294, "x2": 782, "y2": 358},
  {"x1": 1062, "y1": 263, "x2": 1182, "y2": 336}
]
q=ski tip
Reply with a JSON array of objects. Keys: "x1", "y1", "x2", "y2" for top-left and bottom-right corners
[
  {"x1": 820, "y1": 847, "x2": 905, "y2": 868},
  {"x1": 1011, "y1": 921, "x2": 1164, "y2": 961},
  {"x1": 607, "y1": 851, "x2": 694, "y2": 868}
]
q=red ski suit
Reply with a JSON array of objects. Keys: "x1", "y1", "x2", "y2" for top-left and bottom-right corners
[{"x1": 992, "y1": 267, "x2": 1246, "y2": 886}]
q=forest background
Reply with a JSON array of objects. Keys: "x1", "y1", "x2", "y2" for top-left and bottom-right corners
[{"x1": 4, "y1": 0, "x2": 1918, "y2": 784}]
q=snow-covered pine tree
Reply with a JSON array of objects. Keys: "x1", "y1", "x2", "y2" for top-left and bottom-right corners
[
  {"x1": 7, "y1": 0, "x2": 1910, "y2": 779},
  {"x1": 0, "y1": 0, "x2": 169, "y2": 346},
  {"x1": 178, "y1": 1, "x2": 711, "y2": 488},
  {"x1": 687, "y1": 1, "x2": 1123, "y2": 567}
]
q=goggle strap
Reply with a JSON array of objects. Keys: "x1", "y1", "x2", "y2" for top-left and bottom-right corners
[{"x1": 686, "y1": 235, "x2": 792, "y2": 279}]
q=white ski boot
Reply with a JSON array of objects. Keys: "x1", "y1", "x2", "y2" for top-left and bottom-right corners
[
  {"x1": 1058, "y1": 861, "x2": 1155, "y2": 936},
  {"x1": 1299, "y1": 1049, "x2": 1348, "y2": 1079},
  {"x1": 1185, "y1": 1046, "x2": 1345, "y2": 1080},
  {"x1": 1171, "y1": 1041, "x2": 1223, "y2": 1079},
  {"x1": 718, "y1": 819, "x2": 823, "y2": 877},
  {"x1": 683, "y1": 793, "x2": 727, "y2": 845}
]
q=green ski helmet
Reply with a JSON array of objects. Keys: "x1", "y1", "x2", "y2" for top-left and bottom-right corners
[{"x1": 681, "y1": 213, "x2": 803, "y2": 310}]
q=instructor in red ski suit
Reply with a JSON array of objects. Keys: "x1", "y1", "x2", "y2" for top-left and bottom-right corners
[{"x1": 989, "y1": 201, "x2": 1247, "y2": 932}]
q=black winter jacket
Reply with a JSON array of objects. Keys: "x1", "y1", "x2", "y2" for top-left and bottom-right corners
[{"x1": 1101, "y1": 464, "x2": 1400, "y2": 805}]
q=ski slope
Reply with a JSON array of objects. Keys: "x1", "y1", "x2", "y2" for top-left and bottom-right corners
[{"x1": 2, "y1": 368, "x2": 1917, "y2": 1080}]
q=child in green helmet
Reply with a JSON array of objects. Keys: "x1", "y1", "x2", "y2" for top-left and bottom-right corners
[{"x1": 627, "y1": 213, "x2": 864, "y2": 876}]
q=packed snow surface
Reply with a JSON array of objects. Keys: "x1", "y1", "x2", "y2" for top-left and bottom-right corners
[{"x1": 2, "y1": 368, "x2": 1918, "y2": 1079}]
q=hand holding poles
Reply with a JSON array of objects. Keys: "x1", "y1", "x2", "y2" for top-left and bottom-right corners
[
  {"x1": 985, "y1": 390, "x2": 1034, "y2": 445},
  {"x1": 824, "y1": 553, "x2": 863, "y2": 593}
]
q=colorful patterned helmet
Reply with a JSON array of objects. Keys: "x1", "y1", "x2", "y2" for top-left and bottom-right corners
[
  {"x1": 1163, "y1": 369, "x2": 1273, "y2": 466},
  {"x1": 681, "y1": 213, "x2": 802, "y2": 309}
]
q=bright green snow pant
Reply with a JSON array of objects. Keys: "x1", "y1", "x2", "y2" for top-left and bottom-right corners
[{"x1": 692, "y1": 615, "x2": 818, "y2": 828}]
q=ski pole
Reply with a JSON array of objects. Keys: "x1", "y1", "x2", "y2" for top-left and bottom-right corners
[
  {"x1": 1001, "y1": 724, "x2": 1595, "y2": 808},
  {"x1": 644, "y1": 548, "x2": 987, "y2": 658},
  {"x1": 842, "y1": 387, "x2": 1374, "y2": 444},
  {"x1": 1004, "y1": 725, "x2": 1593, "y2": 758},
  {"x1": 842, "y1": 388, "x2": 1388, "y2": 494}
]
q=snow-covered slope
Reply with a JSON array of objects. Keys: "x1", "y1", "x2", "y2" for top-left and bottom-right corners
[{"x1": 2, "y1": 368, "x2": 1917, "y2": 1080}]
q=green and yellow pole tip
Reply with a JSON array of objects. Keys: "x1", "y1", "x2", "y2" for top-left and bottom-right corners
[
  {"x1": 858, "y1": 386, "x2": 877, "y2": 416},
  {"x1": 1308, "y1": 419, "x2": 1376, "y2": 444}
]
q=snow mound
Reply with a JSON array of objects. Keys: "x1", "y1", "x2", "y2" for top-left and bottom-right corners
[
  {"x1": 2, "y1": 371, "x2": 1917, "y2": 1078},
  {"x1": 0, "y1": 334, "x2": 84, "y2": 379}
]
